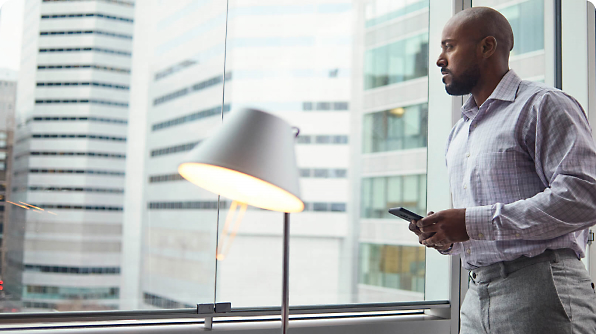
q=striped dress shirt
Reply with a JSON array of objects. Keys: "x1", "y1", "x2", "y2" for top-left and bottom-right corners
[{"x1": 445, "y1": 70, "x2": 596, "y2": 270}]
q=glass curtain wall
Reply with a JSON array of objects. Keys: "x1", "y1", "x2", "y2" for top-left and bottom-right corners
[{"x1": 0, "y1": 0, "x2": 560, "y2": 315}]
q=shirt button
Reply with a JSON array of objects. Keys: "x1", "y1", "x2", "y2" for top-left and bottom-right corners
[
  {"x1": 463, "y1": 184, "x2": 467, "y2": 189},
  {"x1": 478, "y1": 233, "x2": 484, "y2": 239},
  {"x1": 515, "y1": 233, "x2": 521, "y2": 238},
  {"x1": 466, "y1": 152, "x2": 470, "y2": 158},
  {"x1": 466, "y1": 249, "x2": 471, "y2": 254}
]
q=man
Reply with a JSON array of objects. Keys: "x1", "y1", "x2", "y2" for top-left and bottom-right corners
[{"x1": 409, "y1": 6, "x2": 596, "y2": 333}]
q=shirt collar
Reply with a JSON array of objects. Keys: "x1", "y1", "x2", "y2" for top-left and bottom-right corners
[{"x1": 461, "y1": 69, "x2": 522, "y2": 120}]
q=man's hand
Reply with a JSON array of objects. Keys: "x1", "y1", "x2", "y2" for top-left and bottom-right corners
[
  {"x1": 416, "y1": 208, "x2": 469, "y2": 247},
  {"x1": 408, "y1": 211, "x2": 452, "y2": 251}
]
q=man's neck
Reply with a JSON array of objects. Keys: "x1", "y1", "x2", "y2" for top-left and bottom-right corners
[{"x1": 471, "y1": 69, "x2": 509, "y2": 107}]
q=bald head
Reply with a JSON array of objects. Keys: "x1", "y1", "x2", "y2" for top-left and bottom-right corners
[
  {"x1": 447, "y1": 7, "x2": 514, "y2": 56},
  {"x1": 437, "y1": 7, "x2": 514, "y2": 100}
]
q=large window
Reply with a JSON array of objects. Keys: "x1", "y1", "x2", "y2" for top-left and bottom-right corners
[{"x1": 1, "y1": 0, "x2": 586, "y2": 333}]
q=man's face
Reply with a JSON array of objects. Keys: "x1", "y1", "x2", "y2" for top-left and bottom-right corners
[{"x1": 436, "y1": 22, "x2": 481, "y2": 96}]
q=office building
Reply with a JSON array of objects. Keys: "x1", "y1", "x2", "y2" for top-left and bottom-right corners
[{"x1": 8, "y1": 0, "x2": 134, "y2": 311}]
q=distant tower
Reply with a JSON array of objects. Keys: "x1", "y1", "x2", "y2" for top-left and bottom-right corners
[{"x1": 9, "y1": 0, "x2": 134, "y2": 311}]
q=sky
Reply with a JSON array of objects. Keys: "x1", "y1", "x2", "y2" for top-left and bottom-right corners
[{"x1": 0, "y1": 0, "x2": 24, "y2": 71}]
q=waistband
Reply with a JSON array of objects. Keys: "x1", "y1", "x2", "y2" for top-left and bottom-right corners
[{"x1": 470, "y1": 248, "x2": 579, "y2": 283}]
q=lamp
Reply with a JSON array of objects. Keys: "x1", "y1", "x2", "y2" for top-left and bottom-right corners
[{"x1": 178, "y1": 108, "x2": 304, "y2": 333}]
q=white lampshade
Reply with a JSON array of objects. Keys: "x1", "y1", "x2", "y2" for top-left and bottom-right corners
[{"x1": 178, "y1": 108, "x2": 304, "y2": 213}]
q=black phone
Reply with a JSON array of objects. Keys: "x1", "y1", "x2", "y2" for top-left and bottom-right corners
[{"x1": 388, "y1": 207, "x2": 424, "y2": 222}]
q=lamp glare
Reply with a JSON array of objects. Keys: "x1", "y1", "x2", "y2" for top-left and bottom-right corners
[{"x1": 179, "y1": 163, "x2": 304, "y2": 213}]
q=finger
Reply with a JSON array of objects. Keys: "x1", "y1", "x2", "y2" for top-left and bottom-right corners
[
  {"x1": 420, "y1": 223, "x2": 439, "y2": 234},
  {"x1": 427, "y1": 211, "x2": 435, "y2": 216},
  {"x1": 418, "y1": 232, "x2": 435, "y2": 243},
  {"x1": 417, "y1": 214, "x2": 439, "y2": 228},
  {"x1": 421, "y1": 233, "x2": 444, "y2": 247},
  {"x1": 409, "y1": 221, "x2": 422, "y2": 235},
  {"x1": 432, "y1": 243, "x2": 453, "y2": 251}
]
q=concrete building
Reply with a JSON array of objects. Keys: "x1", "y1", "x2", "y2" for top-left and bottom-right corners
[{"x1": 8, "y1": 0, "x2": 134, "y2": 311}]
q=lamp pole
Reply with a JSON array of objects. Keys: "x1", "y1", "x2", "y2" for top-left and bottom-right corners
[{"x1": 281, "y1": 212, "x2": 290, "y2": 333}]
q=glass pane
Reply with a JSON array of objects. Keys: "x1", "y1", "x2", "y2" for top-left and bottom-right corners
[
  {"x1": 217, "y1": 0, "x2": 430, "y2": 306},
  {"x1": 473, "y1": 0, "x2": 552, "y2": 84},
  {"x1": 0, "y1": 0, "x2": 226, "y2": 312}
]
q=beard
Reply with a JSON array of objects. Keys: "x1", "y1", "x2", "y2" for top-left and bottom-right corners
[{"x1": 443, "y1": 64, "x2": 480, "y2": 96}]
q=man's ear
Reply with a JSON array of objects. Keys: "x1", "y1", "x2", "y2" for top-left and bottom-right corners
[{"x1": 481, "y1": 36, "x2": 497, "y2": 58}]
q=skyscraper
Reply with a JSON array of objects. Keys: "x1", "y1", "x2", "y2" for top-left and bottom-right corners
[{"x1": 9, "y1": 0, "x2": 134, "y2": 311}]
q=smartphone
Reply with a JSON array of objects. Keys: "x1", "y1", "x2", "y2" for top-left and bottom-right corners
[{"x1": 388, "y1": 207, "x2": 424, "y2": 222}]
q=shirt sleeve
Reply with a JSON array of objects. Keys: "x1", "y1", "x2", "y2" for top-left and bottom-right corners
[{"x1": 465, "y1": 91, "x2": 596, "y2": 241}]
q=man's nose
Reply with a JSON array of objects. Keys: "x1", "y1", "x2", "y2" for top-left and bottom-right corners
[{"x1": 436, "y1": 56, "x2": 446, "y2": 68}]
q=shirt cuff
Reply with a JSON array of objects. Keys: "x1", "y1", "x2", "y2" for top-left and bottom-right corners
[
  {"x1": 465, "y1": 205, "x2": 495, "y2": 241},
  {"x1": 438, "y1": 242, "x2": 461, "y2": 255}
]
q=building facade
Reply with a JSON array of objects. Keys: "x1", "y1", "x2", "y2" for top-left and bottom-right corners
[
  {"x1": 8, "y1": 0, "x2": 134, "y2": 311},
  {"x1": 0, "y1": 68, "x2": 17, "y2": 302}
]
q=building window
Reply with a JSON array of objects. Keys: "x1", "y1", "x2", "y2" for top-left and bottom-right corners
[
  {"x1": 499, "y1": 0, "x2": 544, "y2": 56},
  {"x1": 359, "y1": 243, "x2": 425, "y2": 293},
  {"x1": 361, "y1": 174, "x2": 426, "y2": 219},
  {"x1": 364, "y1": 33, "x2": 429, "y2": 90},
  {"x1": 363, "y1": 103, "x2": 428, "y2": 153}
]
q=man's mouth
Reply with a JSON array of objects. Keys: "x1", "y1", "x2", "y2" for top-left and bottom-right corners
[{"x1": 441, "y1": 69, "x2": 450, "y2": 83}]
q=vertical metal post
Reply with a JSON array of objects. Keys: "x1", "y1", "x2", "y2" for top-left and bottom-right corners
[
  {"x1": 205, "y1": 317, "x2": 213, "y2": 330},
  {"x1": 281, "y1": 213, "x2": 290, "y2": 334},
  {"x1": 554, "y1": 0, "x2": 562, "y2": 90}
]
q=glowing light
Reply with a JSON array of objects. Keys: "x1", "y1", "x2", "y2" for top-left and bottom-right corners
[
  {"x1": 389, "y1": 107, "x2": 405, "y2": 117},
  {"x1": 216, "y1": 201, "x2": 247, "y2": 261},
  {"x1": 179, "y1": 163, "x2": 304, "y2": 213},
  {"x1": 47, "y1": 211, "x2": 58, "y2": 216},
  {"x1": 19, "y1": 202, "x2": 44, "y2": 211},
  {"x1": 6, "y1": 201, "x2": 29, "y2": 209}
]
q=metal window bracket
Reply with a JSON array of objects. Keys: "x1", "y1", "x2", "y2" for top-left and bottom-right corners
[
  {"x1": 198, "y1": 302, "x2": 232, "y2": 330},
  {"x1": 588, "y1": 230, "x2": 594, "y2": 245}
]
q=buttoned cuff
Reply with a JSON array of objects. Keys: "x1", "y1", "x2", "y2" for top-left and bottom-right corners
[{"x1": 465, "y1": 205, "x2": 495, "y2": 241}]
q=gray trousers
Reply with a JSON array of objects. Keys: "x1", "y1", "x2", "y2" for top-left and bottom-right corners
[{"x1": 460, "y1": 249, "x2": 596, "y2": 334}]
